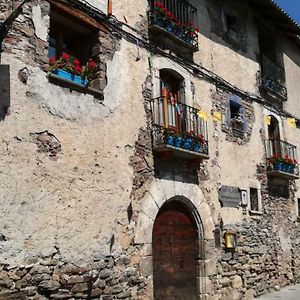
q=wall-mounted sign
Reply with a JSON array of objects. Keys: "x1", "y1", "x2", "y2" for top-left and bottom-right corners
[{"x1": 218, "y1": 185, "x2": 241, "y2": 208}]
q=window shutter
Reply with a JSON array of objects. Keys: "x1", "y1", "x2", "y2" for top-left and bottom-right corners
[
  {"x1": 0, "y1": 65, "x2": 10, "y2": 120},
  {"x1": 222, "y1": 105, "x2": 231, "y2": 127},
  {"x1": 243, "y1": 117, "x2": 248, "y2": 132}
]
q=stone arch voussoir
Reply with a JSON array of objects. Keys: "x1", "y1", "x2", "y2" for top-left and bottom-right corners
[{"x1": 135, "y1": 179, "x2": 215, "y2": 245}]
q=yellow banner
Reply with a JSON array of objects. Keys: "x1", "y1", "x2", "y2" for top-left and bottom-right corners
[
  {"x1": 287, "y1": 118, "x2": 296, "y2": 128},
  {"x1": 264, "y1": 115, "x2": 271, "y2": 125},
  {"x1": 197, "y1": 111, "x2": 209, "y2": 121},
  {"x1": 213, "y1": 111, "x2": 222, "y2": 122}
]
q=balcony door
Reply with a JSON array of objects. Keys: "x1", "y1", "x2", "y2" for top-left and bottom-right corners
[
  {"x1": 268, "y1": 115, "x2": 281, "y2": 156},
  {"x1": 160, "y1": 69, "x2": 186, "y2": 132}
]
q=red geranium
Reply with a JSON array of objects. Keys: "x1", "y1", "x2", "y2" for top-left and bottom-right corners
[
  {"x1": 74, "y1": 59, "x2": 81, "y2": 66},
  {"x1": 74, "y1": 65, "x2": 82, "y2": 75},
  {"x1": 87, "y1": 59, "x2": 96, "y2": 69},
  {"x1": 49, "y1": 57, "x2": 56, "y2": 65},
  {"x1": 62, "y1": 53, "x2": 69, "y2": 60}
]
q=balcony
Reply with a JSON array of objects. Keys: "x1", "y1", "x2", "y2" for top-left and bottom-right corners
[
  {"x1": 150, "y1": 96, "x2": 209, "y2": 160},
  {"x1": 259, "y1": 55, "x2": 287, "y2": 101},
  {"x1": 266, "y1": 139, "x2": 299, "y2": 180},
  {"x1": 148, "y1": 0, "x2": 198, "y2": 52}
]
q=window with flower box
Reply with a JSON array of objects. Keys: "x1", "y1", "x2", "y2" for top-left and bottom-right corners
[{"x1": 47, "y1": 2, "x2": 103, "y2": 98}]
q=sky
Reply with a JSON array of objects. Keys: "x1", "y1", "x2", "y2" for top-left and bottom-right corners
[{"x1": 274, "y1": 0, "x2": 300, "y2": 25}]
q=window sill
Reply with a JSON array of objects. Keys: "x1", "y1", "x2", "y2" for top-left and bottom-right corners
[
  {"x1": 48, "y1": 73, "x2": 104, "y2": 101},
  {"x1": 249, "y1": 210, "x2": 263, "y2": 216}
]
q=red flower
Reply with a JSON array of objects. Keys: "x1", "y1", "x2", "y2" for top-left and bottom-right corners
[
  {"x1": 74, "y1": 65, "x2": 82, "y2": 75},
  {"x1": 154, "y1": 2, "x2": 164, "y2": 8},
  {"x1": 49, "y1": 57, "x2": 56, "y2": 65},
  {"x1": 62, "y1": 53, "x2": 69, "y2": 60},
  {"x1": 74, "y1": 59, "x2": 81, "y2": 66},
  {"x1": 87, "y1": 60, "x2": 96, "y2": 69}
]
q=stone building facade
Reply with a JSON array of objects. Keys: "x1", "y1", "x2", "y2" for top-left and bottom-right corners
[{"x1": 0, "y1": 0, "x2": 300, "y2": 299}]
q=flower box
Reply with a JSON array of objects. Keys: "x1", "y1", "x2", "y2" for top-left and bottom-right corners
[{"x1": 52, "y1": 69, "x2": 88, "y2": 87}]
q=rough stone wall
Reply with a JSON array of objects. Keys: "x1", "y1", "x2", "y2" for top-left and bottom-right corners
[
  {"x1": 206, "y1": 161, "x2": 300, "y2": 299},
  {"x1": 212, "y1": 89, "x2": 255, "y2": 145},
  {"x1": 0, "y1": 253, "x2": 147, "y2": 300},
  {"x1": 1, "y1": 0, "x2": 300, "y2": 299},
  {"x1": 0, "y1": 0, "x2": 151, "y2": 299}
]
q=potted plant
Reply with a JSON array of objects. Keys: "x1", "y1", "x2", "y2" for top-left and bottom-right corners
[
  {"x1": 182, "y1": 132, "x2": 193, "y2": 150},
  {"x1": 152, "y1": 2, "x2": 199, "y2": 46},
  {"x1": 231, "y1": 115, "x2": 244, "y2": 130},
  {"x1": 48, "y1": 54, "x2": 96, "y2": 87},
  {"x1": 193, "y1": 134, "x2": 205, "y2": 153},
  {"x1": 269, "y1": 154, "x2": 284, "y2": 171},
  {"x1": 173, "y1": 132, "x2": 183, "y2": 148},
  {"x1": 164, "y1": 127, "x2": 176, "y2": 145},
  {"x1": 284, "y1": 156, "x2": 297, "y2": 174}
]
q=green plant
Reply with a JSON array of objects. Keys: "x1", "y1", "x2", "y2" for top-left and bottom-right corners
[{"x1": 49, "y1": 55, "x2": 97, "y2": 81}]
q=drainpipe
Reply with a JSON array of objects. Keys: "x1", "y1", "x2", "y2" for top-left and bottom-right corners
[{"x1": 108, "y1": 0, "x2": 112, "y2": 16}]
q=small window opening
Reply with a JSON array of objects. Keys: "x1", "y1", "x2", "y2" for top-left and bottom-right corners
[
  {"x1": 250, "y1": 188, "x2": 259, "y2": 212},
  {"x1": 230, "y1": 101, "x2": 244, "y2": 131},
  {"x1": 226, "y1": 15, "x2": 238, "y2": 32},
  {"x1": 297, "y1": 198, "x2": 300, "y2": 217},
  {"x1": 48, "y1": 5, "x2": 97, "y2": 66}
]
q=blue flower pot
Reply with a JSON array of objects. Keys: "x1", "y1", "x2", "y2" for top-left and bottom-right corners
[
  {"x1": 193, "y1": 143, "x2": 202, "y2": 153},
  {"x1": 274, "y1": 162, "x2": 283, "y2": 171},
  {"x1": 165, "y1": 134, "x2": 174, "y2": 145},
  {"x1": 182, "y1": 138, "x2": 193, "y2": 150},
  {"x1": 282, "y1": 163, "x2": 289, "y2": 172},
  {"x1": 287, "y1": 164, "x2": 295, "y2": 174},
  {"x1": 53, "y1": 69, "x2": 88, "y2": 87},
  {"x1": 154, "y1": 18, "x2": 164, "y2": 28},
  {"x1": 174, "y1": 136, "x2": 183, "y2": 148},
  {"x1": 166, "y1": 25, "x2": 173, "y2": 33}
]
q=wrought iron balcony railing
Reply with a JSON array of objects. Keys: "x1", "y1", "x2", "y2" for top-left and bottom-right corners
[
  {"x1": 149, "y1": 96, "x2": 209, "y2": 158},
  {"x1": 148, "y1": 0, "x2": 198, "y2": 49},
  {"x1": 260, "y1": 55, "x2": 287, "y2": 99},
  {"x1": 266, "y1": 139, "x2": 299, "y2": 178}
]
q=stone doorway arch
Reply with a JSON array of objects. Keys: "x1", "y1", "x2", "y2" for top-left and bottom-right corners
[
  {"x1": 152, "y1": 199, "x2": 201, "y2": 300},
  {"x1": 134, "y1": 179, "x2": 215, "y2": 299}
]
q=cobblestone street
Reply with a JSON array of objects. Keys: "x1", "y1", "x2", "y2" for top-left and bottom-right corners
[{"x1": 257, "y1": 284, "x2": 300, "y2": 299}]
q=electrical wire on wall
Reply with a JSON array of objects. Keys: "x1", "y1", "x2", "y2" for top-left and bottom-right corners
[{"x1": 2, "y1": 0, "x2": 298, "y2": 122}]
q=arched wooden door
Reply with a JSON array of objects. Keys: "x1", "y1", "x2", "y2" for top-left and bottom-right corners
[{"x1": 152, "y1": 201, "x2": 199, "y2": 300}]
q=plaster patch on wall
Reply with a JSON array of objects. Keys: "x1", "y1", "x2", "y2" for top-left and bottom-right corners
[
  {"x1": 279, "y1": 227, "x2": 292, "y2": 252},
  {"x1": 26, "y1": 67, "x2": 111, "y2": 121},
  {"x1": 32, "y1": 5, "x2": 49, "y2": 42}
]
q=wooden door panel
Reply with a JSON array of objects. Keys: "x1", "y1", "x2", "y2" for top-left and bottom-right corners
[{"x1": 153, "y1": 202, "x2": 198, "y2": 300}]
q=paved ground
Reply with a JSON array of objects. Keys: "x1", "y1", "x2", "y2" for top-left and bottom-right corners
[{"x1": 257, "y1": 284, "x2": 300, "y2": 299}]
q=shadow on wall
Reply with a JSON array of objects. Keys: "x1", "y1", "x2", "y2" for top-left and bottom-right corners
[
  {"x1": 0, "y1": 65, "x2": 10, "y2": 121},
  {"x1": 153, "y1": 155, "x2": 200, "y2": 184}
]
